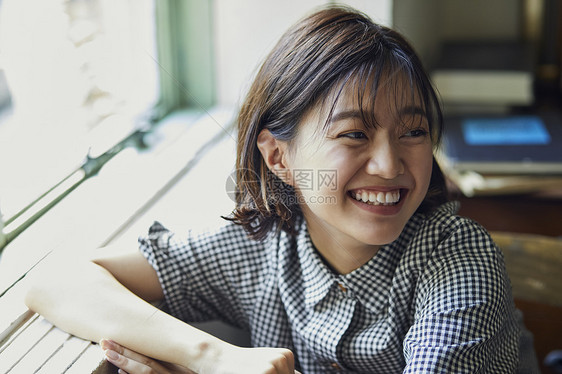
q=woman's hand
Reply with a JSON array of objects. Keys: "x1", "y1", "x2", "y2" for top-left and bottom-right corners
[
  {"x1": 101, "y1": 339, "x2": 195, "y2": 374},
  {"x1": 100, "y1": 339, "x2": 301, "y2": 374},
  {"x1": 204, "y1": 345, "x2": 300, "y2": 374}
]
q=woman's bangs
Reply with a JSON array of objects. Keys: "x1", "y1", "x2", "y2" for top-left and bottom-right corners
[
  {"x1": 379, "y1": 56, "x2": 442, "y2": 144},
  {"x1": 304, "y1": 42, "x2": 442, "y2": 149},
  {"x1": 321, "y1": 58, "x2": 437, "y2": 136}
]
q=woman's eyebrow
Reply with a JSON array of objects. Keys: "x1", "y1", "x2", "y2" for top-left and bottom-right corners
[
  {"x1": 399, "y1": 106, "x2": 427, "y2": 117},
  {"x1": 328, "y1": 106, "x2": 427, "y2": 126},
  {"x1": 329, "y1": 110, "x2": 363, "y2": 124}
]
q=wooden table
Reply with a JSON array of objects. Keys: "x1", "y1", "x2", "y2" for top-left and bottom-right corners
[
  {"x1": 0, "y1": 109, "x2": 237, "y2": 374},
  {"x1": 0, "y1": 310, "x2": 113, "y2": 373}
]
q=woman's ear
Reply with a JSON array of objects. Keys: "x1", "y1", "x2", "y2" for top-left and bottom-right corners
[{"x1": 257, "y1": 129, "x2": 293, "y2": 185}]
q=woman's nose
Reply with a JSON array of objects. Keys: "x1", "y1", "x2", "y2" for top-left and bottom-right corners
[{"x1": 365, "y1": 142, "x2": 404, "y2": 179}]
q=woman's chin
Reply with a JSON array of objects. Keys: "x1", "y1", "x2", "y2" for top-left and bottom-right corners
[{"x1": 352, "y1": 228, "x2": 402, "y2": 248}]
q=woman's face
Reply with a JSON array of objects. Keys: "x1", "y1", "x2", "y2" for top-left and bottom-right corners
[{"x1": 285, "y1": 81, "x2": 434, "y2": 264}]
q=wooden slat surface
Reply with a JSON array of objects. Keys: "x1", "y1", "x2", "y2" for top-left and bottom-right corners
[
  {"x1": 0, "y1": 108, "x2": 235, "y2": 373},
  {"x1": 9, "y1": 326, "x2": 70, "y2": 373},
  {"x1": 0, "y1": 278, "x2": 35, "y2": 345},
  {"x1": 65, "y1": 343, "x2": 109, "y2": 374},
  {"x1": 35, "y1": 336, "x2": 92, "y2": 374},
  {"x1": 0, "y1": 310, "x2": 35, "y2": 350},
  {"x1": 0, "y1": 316, "x2": 52, "y2": 372}
]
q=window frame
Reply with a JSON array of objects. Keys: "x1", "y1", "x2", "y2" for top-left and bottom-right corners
[
  {"x1": 155, "y1": 0, "x2": 216, "y2": 113},
  {"x1": 0, "y1": 0, "x2": 217, "y2": 254}
]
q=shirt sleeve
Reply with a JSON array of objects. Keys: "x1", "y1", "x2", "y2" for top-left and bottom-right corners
[
  {"x1": 138, "y1": 221, "x2": 261, "y2": 328},
  {"x1": 403, "y1": 220, "x2": 520, "y2": 373}
]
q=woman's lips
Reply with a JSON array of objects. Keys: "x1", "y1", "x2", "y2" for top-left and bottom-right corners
[
  {"x1": 348, "y1": 188, "x2": 408, "y2": 215},
  {"x1": 349, "y1": 189, "x2": 401, "y2": 205}
]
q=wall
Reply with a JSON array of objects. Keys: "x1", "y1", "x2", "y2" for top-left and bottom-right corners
[{"x1": 212, "y1": 0, "x2": 393, "y2": 107}]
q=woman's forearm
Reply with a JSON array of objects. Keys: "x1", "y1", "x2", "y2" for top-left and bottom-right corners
[{"x1": 23, "y1": 255, "x2": 226, "y2": 371}]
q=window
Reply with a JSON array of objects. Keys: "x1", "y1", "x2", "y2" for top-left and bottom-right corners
[
  {"x1": 0, "y1": 0, "x2": 228, "y2": 297},
  {"x1": 0, "y1": 0, "x2": 158, "y2": 248}
]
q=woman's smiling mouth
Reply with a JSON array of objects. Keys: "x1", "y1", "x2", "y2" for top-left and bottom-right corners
[{"x1": 349, "y1": 189, "x2": 403, "y2": 206}]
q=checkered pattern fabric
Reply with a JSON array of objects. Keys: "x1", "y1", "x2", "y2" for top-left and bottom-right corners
[{"x1": 139, "y1": 202, "x2": 524, "y2": 373}]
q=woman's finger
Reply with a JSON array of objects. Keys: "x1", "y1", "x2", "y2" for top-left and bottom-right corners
[
  {"x1": 101, "y1": 339, "x2": 169, "y2": 373},
  {"x1": 272, "y1": 348, "x2": 295, "y2": 373},
  {"x1": 100, "y1": 339, "x2": 194, "y2": 374},
  {"x1": 101, "y1": 339, "x2": 152, "y2": 364},
  {"x1": 104, "y1": 348, "x2": 160, "y2": 373}
]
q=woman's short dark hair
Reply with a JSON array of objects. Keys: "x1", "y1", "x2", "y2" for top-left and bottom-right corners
[{"x1": 226, "y1": 5, "x2": 448, "y2": 240}]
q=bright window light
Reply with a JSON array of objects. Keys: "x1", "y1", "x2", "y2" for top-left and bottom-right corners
[{"x1": 0, "y1": 0, "x2": 158, "y2": 221}]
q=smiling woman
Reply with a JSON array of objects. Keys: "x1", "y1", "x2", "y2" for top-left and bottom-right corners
[{"x1": 20, "y1": 4, "x2": 538, "y2": 374}]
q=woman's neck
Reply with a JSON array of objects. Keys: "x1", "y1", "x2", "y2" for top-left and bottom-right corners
[{"x1": 304, "y1": 216, "x2": 380, "y2": 275}]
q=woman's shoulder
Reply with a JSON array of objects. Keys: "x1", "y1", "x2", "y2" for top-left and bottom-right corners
[
  {"x1": 419, "y1": 200, "x2": 467, "y2": 235},
  {"x1": 413, "y1": 201, "x2": 494, "y2": 247},
  {"x1": 403, "y1": 201, "x2": 503, "y2": 270},
  {"x1": 404, "y1": 201, "x2": 513, "y2": 310},
  {"x1": 140, "y1": 219, "x2": 272, "y2": 259}
]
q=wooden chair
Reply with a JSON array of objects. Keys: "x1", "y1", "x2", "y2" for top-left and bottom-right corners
[{"x1": 491, "y1": 232, "x2": 562, "y2": 374}]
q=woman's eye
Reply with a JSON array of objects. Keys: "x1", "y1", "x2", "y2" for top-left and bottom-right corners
[
  {"x1": 402, "y1": 128, "x2": 428, "y2": 138},
  {"x1": 339, "y1": 131, "x2": 367, "y2": 139}
]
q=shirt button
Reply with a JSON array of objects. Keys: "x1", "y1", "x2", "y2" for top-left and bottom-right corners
[
  {"x1": 337, "y1": 283, "x2": 347, "y2": 292},
  {"x1": 331, "y1": 362, "x2": 341, "y2": 370}
]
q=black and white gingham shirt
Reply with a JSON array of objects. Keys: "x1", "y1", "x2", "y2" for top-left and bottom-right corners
[{"x1": 139, "y1": 202, "x2": 526, "y2": 373}]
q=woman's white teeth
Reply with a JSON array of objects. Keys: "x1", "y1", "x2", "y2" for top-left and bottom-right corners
[{"x1": 353, "y1": 190, "x2": 400, "y2": 205}]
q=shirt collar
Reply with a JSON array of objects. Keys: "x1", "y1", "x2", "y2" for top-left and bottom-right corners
[
  {"x1": 340, "y1": 242, "x2": 401, "y2": 314},
  {"x1": 291, "y1": 207, "x2": 432, "y2": 314},
  {"x1": 294, "y1": 220, "x2": 337, "y2": 308}
]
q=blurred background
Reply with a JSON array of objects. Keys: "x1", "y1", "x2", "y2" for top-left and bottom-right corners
[{"x1": 0, "y1": 0, "x2": 560, "y2": 231}]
